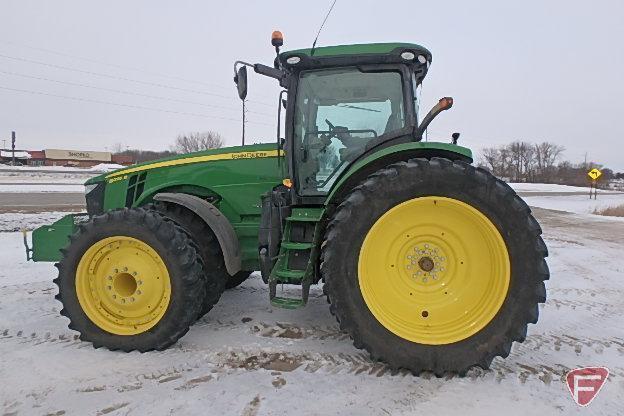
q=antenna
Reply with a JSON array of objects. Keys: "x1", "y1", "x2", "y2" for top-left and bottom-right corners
[{"x1": 310, "y1": 0, "x2": 337, "y2": 56}]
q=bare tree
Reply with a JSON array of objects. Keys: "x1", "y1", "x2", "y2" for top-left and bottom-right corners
[
  {"x1": 534, "y1": 142, "x2": 565, "y2": 181},
  {"x1": 480, "y1": 147, "x2": 500, "y2": 173},
  {"x1": 173, "y1": 131, "x2": 224, "y2": 153}
]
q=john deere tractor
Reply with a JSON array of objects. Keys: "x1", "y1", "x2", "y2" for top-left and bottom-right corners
[{"x1": 27, "y1": 33, "x2": 549, "y2": 375}]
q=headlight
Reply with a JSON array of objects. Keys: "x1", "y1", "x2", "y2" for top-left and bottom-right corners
[
  {"x1": 85, "y1": 182, "x2": 106, "y2": 216},
  {"x1": 85, "y1": 183, "x2": 98, "y2": 194}
]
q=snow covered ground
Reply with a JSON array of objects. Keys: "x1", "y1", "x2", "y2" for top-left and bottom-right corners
[
  {"x1": 0, "y1": 170, "x2": 92, "y2": 193},
  {"x1": 524, "y1": 194, "x2": 624, "y2": 216},
  {"x1": 508, "y1": 182, "x2": 616, "y2": 194},
  {"x1": 1, "y1": 193, "x2": 624, "y2": 415},
  {"x1": 0, "y1": 163, "x2": 124, "y2": 173},
  {"x1": 0, "y1": 211, "x2": 76, "y2": 232},
  {"x1": 0, "y1": 184, "x2": 85, "y2": 193}
]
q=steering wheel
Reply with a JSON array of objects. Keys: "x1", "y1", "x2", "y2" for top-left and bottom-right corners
[{"x1": 325, "y1": 118, "x2": 336, "y2": 134}]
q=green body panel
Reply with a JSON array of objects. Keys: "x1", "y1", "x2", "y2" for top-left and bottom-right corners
[
  {"x1": 104, "y1": 143, "x2": 284, "y2": 270},
  {"x1": 326, "y1": 141, "x2": 472, "y2": 203},
  {"x1": 33, "y1": 143, "x2": 285, "y2": 267},
  {"x1": 282, "y1": 42, "x2": 430, "y2": 59},
  {"x1": 31, "y1": 214, "x2": 88, "y2": 261}
]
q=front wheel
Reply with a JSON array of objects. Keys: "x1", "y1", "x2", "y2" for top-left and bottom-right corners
[
  {"x1": 54, "y1": 208, "x2": 206, "y2": 352},
  {"x1": 322, "y1": 158, "x2": 549, "y2": 375}
]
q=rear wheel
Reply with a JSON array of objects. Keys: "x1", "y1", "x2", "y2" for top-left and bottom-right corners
[
  {"x1": 54, "y1": 208, "x2": 206, "y2": 351},
  {"x1": 322, "y1": 158, "x2": 549, "y2": 375},
  {"x1": 225, "y1": 271, "x2": 253, "y2": 289},
  {"x1": 153, "y1": 201, "x2": 227, "y2": 316}
]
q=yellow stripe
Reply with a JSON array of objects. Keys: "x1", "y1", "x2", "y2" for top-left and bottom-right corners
[{"x1": 106, "y1": 149, "x2": 282, "y2": 179}]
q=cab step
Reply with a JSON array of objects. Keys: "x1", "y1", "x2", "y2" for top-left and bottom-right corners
[
  {"x1": 270, "y1": 297, "x2": 305, "y2": 309},
  {"x1": 275, "y1": 269, "x2": 306, "y2": 279},
  {"x1": 280, "y1": 241, "x2": 314, "y2": 250}
]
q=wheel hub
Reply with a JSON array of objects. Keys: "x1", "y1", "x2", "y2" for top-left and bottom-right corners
[
  {"x1": 75, "y1": 236, "x2": 171, "y2": 335},
  {"x1": 418, "y1": 256, "x2": 435, "y2": 272}
]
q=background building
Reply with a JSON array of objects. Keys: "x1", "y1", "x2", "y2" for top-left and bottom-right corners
[{"x1": 0, "y1": 148, "x2": 134, "y2": 167}]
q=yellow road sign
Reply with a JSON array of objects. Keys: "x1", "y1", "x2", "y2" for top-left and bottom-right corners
[{"x1": 588, "y1": 168, "x2": 602, "y2": 180}]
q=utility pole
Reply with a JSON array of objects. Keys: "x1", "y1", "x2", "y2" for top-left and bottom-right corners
[{"x1": 11, "y1": 131, "x2": 16, "y2": 165}]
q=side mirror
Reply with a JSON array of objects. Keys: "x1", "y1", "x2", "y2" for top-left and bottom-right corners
[{"x1": 234, "y1": 66, "x2": 248, "y2": 100}]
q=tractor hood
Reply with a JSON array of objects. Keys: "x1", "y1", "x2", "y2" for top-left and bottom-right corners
[{"x1": 85, "y1": 143, "x2": 282, "y2": 186}]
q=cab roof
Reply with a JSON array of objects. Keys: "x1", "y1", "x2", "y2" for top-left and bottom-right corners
[
  {"x1": 279, "y1": 42, "x2": 432, "y2": 71},
  {"x1": 283, "y1": 42, "x2": 431, "y2": 58}
]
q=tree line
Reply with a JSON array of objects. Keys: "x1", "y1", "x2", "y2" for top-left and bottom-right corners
[{"x1": 478, "y1": 141, "x2": 621, "y2": 186}]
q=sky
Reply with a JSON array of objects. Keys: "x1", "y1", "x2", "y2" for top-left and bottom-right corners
[{"x1": 0, "y1": 0, "x2": 623, "y2": 171}]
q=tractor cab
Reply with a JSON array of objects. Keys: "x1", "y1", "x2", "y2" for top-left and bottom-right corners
[{"x1": 234, "y1": 36, "x2": 453, "y2": 203}]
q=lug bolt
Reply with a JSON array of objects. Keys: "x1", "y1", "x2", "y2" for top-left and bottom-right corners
[
  {"x1": 132, "y1": 272, "x2": 137, "y2": 276},
  {"x1": 107, "y1": 286, "x2": 112, "y2": 290},
  {"x1": 130, "y1": 297, "x2": 135, "y2": 302},
  {"x1": 121, "y1": 299, "x2": 126, "y2": 304},
  {"x1": 123, "y1": 267, "x2": 128, "y2": 272},
  {"x1": 137, "y1": 290, "x2": 142, "y2": 295},
  {"x1": 112, "y1": 294, "x2": 117, "y2": 299},
  {"x1": 107, "y1": 276, "x2": 112, "y2": 281},
  {"x1": 114, "y1": 269, "x2": 118, "y2": 273},
  {"x1": 137, "y1": 280, "x2": 143, "y2": 285},
  {"x1": 422, "y1": 277, "x2": 428, "y2": 282}
]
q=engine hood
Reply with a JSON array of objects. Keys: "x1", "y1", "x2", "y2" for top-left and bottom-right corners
[{"x1": 85, "y1": 143, "x2": 281, "y2": 185}]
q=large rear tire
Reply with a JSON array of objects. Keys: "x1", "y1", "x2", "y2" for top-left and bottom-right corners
[
  {"x1": 153, "y1": 201, "x2": 227, "y2": 316},
  {"x1": 322, "y1": 158, "x2": 549, "y2": 375},
  {"x1": 54, "y1": 208, "x2": 206, "y2": 352}
]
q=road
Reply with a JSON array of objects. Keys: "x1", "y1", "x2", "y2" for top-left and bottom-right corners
[
  {"x1": 0, "y1": 207, "x2": 622, "y2": 415},
  {"x1": 0, "y1": 192, "x2": 85, "y2": 213}
]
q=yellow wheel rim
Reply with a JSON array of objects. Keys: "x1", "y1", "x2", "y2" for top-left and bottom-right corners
[
  {"x1": 358, "y1": 196, "x2": 510, "y2": 345},
  {"x1": 76, "y1": 236, "x2": 171, "y2": 335}
]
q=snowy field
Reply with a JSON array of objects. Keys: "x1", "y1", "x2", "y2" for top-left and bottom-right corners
[
  {"x1": 1, "y1": 187, "x2": 624, "y2": 415},
  {"x1": 508, "y1": 182, "x2": 617, "y2": 194}
]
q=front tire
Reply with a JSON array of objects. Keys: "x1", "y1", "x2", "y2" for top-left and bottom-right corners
[
  {"x1": 54, "y1": 208, "x2": 206, "y2": 352},
  {"x1": 322, "y1": 158, "x2": 549, "y2": 375}
]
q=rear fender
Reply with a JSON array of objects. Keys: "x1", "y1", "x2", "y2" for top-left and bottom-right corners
[{"x1": 326, "y1": 141, "x2": 472, "y2": 205}]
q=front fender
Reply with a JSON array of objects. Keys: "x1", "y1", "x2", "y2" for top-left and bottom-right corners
[{"x1": 153, "y1": 193, "x2": 242, "y2": 275}]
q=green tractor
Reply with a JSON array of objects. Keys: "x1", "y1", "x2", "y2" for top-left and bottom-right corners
[{"x1": 27, "y1": 33, "x2": 549, "y2": 375}]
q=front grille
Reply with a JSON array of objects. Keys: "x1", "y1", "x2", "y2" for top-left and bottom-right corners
[
  {"x1": 86, "y1": 182, "x2": 106, "y2": 216},
  {"x1": 125, "y1": 172, "x2": 148, "y2": 207}
]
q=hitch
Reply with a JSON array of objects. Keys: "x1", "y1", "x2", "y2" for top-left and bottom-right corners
[{"x1": 22, "y1": 230, "x2": 33, "y2": 261}]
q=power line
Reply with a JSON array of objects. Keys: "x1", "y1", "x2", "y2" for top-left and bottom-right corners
[
  {"x1": 0, "y1": 52, "x2": 274, "y2": 107},
  {"x1": 0, "y1": 85, "x2": 273, "y2": 126},
  {"x1": 1, "y1": 40, "x2": 232, "y2": 90},
  {"x1": 0, "y1": 69, "x2": 273, "y2": 117}
]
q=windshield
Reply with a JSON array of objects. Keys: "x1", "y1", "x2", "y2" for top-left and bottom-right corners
[{"x1": 293, "y1": 67, "x2": 405, "y2": 196}]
